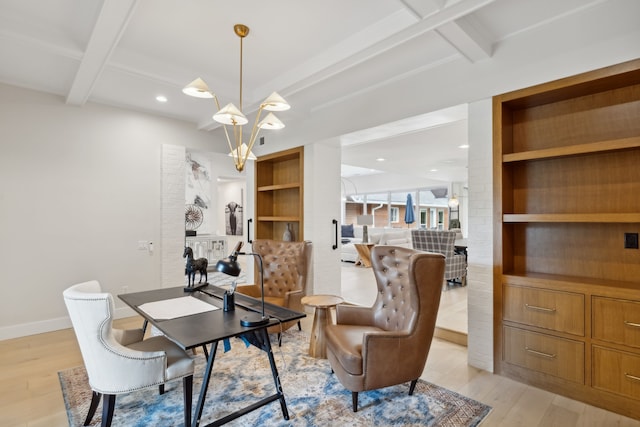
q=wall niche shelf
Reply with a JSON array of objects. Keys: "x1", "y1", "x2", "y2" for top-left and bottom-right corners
[
  {"x1": 255, "y1": 146, "x2": 304, "y2": 241},
  {"x1": 493, "y1": 58, "x2": 640, "y2": 420},
  {"x1": 502, "y1": 135, "x2": 640, "y2": 162}
]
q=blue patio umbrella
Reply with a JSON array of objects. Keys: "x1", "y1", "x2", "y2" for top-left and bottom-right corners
[{"x1": 404, "y1": 193, "x2": 415, "y2": 226}]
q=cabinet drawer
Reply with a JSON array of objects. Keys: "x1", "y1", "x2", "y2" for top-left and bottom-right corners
[
  {"x1": 593, "y1": 346, "x2": 640, "y2": 400},
  {"x1": 593, "y1": 297, "x2": 640, "y2": 349},
  {"x1": 503, "y1": 284, "x2": 584, "y2": 335},
  {"x1": 504, "y1": 326, "x2": 584, "y2": 383}
]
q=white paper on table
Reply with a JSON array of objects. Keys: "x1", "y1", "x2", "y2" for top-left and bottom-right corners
[{"x1": 138, "y1": 296, "x2": 219, "y2": 320}]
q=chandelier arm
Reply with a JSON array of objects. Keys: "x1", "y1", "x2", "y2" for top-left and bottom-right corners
[
  {"x1": 243, "y1": 128, "x2": 261, "y2": 168},
  {"x1": 233, "y1": 123, "x2": 243, "y2": 170},
  {"x1": 246, "y1": 105, "x2": 266, "y2": 152}
]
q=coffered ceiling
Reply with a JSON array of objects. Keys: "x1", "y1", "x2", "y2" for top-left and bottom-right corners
[{"x1": 1, "y1": 0, "x2": 638, "y2": 186}]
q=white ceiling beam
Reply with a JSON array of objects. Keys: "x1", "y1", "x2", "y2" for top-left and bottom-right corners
[
  {"x1": 66, "y1": 0, "x2": 138, "y2": 106},
  {"x1": 193, "y1": 0, "x2": 497, "y2": 131},
  {"x1": 436, "y1": 18, "x2": 492, "y2": 62},
  {"x1": 278, "y1": 0, "x2": 496, "y2": 94}
]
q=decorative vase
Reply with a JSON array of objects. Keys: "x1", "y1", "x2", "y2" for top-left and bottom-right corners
[{"x1": 283, "y1": 223, "x2": 293, "y2": 241}]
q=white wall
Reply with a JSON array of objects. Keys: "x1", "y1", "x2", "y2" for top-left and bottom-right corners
[
  {"x1": 304, "y1": 141, "x2": 343, "y2": 296},
  {"x1": 0, "y1": 84, "x2": 218, "y2": 339},
  {"x1": 466, "y1": 99, "x2": 494, "y2": 371}
]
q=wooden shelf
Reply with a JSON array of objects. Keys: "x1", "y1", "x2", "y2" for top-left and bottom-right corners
[
  {"x1": 502, "y1": 136, "x2": 640, "y2": 162},
  {"x1": 501, "y1": 272, "x2": 640, "y2": 294},
  {"x1": 257, "y1": 183, "x2": 301, "y2": 192},
  {"x1": 257, "y1": 216, "x2": 300, "y2": 222},
  {"x1": 502, "y1": 213, "x2": 640, "y2": 223}
]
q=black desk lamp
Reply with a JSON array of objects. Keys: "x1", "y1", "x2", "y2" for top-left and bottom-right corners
[{"x1": 216, "y1": 241, "x2": 269, "y2": 327}]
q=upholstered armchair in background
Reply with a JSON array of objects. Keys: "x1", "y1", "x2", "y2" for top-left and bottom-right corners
[
  {"x1": 411, "y1": 229, "x2": 467, "y2": 286},
  {"x1": 63, "y1": 281, "x2": 194, "y2": 427},
  {"x1": 325, "y1": 246, "x2": 445, "y2": 411},
  {"x1": 236, "y1": 239, "x2": 312, "y2": 337}
]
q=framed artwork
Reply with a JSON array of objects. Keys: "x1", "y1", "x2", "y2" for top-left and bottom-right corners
[{"x1": 225, "y1": 201, "x2": 243, "y2": 236}]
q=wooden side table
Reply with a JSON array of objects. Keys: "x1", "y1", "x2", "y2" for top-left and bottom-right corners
[
  {"x1": 301, "y1": 295, "x2": 344, "y2": 358},
  {"x1": 354, "y1": 243, "x2": 375, "y2": 267}
]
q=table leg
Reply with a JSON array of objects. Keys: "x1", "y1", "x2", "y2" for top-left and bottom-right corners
[
  {"x1": 260, "y1": 328, "x2": 290, "y2": 420},
  {"x1": 193, "y1": 341, "x2": 218, "y2": 427},
  {"x1": 308, "y1": 307, "x2": 330, "y2": 358},
  {"x1": 198, "y1": 330, "x2": 289, "y2": 426}
]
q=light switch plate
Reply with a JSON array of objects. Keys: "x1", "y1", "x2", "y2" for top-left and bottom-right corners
[{"x1": 624, "y1": 233, "x2": 639, "y2": 249}]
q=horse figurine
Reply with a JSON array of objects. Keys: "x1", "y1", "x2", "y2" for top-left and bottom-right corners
[{"x1": 183, "y1": 246, "x2": 208, "y2": 286}]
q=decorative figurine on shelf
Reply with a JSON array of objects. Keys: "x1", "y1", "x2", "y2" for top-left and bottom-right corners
[
  {"x1": 183, "y1": 246, "x2": 208, "y2": 287},
  {"x1": 283, "y1": 223, "x2": 293, "y2": 241}
]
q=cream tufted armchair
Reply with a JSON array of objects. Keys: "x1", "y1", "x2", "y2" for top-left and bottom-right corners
[
  {"x1": 63, "y1": 281, "x2": 194, "y2": 427},
  {"x1": 325, "y1": 246, "x2": 445, "y2": 412},
  {"x1": 237, "y1": 239, "x2": 312, "y2": 337}
]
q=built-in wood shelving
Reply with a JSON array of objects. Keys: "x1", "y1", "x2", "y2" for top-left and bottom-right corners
[
  {"x1": 493, "y1": 58, "x2": 640, "y2": 420},
  {"x1": 255, "y1": 146, "x2": 304, "y2": 241}
]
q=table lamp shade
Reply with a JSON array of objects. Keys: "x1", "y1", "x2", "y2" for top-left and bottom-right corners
[
  {"x1": 215, "y1": 258, "x2": 241, "y2": 276},
  {"x1": 357, "y1": 215, "x2": 373, "y2": 226},
  {"x1": 357, "y1": 215, "x2": 374, "y2": 244}
]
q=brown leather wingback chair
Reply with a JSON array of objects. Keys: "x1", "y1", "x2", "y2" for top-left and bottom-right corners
[
  {"x1": 237, "y1": 239, "x2": 312, "y2": 336},
  {"x1": 325, "y1": 246, "x2": 445, "y2": 412}
]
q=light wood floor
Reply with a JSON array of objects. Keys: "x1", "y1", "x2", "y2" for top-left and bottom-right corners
[{"x1": 2, "y1": 275, "x2": 639, "y2": 426}]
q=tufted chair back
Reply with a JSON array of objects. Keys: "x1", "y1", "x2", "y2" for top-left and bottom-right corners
[
  {"x1": 325, "y1": 246, "x2": 445, "y2": 412},
  {"x1": 236, "y1": 239, "x2": 312, "y2": 336},
  {"x1": 370, "y1": 246, "x2": 421, "y2": 333},
  {"x1": 253, "y1": 239, "x2": 312, "y2": 306}
]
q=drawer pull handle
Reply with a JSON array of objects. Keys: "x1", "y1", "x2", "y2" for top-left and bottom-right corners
[
  {"x1": 625, "y1": 373, "x2": 640, "y2": 382},
  {"x1": 624, "y1": 320, "x2": 640, "y2": 328},
  {"x1": 525, "y1": 347, "x2": 556, "y2": 359},
  {"x1": 525, "y1": 304, "x2": 556, "y2": 313}
]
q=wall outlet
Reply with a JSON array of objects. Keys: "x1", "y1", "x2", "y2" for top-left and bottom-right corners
[
  {"x1": 624, "y1": 232, "x2": 639, "y2": 249},
  {"x1": 137, "y1": 240, "x2": 148, "y2": 250}
]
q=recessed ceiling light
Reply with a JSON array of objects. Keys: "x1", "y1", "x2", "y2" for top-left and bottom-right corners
[
  {"x1": 430, "y1": 168, "x2": 438, "y2": 172},
  {"x1": 376, "y1": 158, "x2": 385, "y2": 162},
  {"x1": 459, "y1": 144, "x2": 469, "y2": 149},
  {"x1": 156, "y1": 95, "x2": 168, "y2": 103}
]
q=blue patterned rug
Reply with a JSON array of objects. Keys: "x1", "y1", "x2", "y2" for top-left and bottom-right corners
[{"x1": 59, "y1": 329, "x2": 491, "y2": 426}]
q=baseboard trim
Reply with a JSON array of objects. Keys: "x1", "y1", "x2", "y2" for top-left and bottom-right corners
[
  {"x1": 0, "y1": 306, "x2": 136, "y2": 341},
  {"x1": 434, "y1": 326, "x2": 468, "y2": 346}
]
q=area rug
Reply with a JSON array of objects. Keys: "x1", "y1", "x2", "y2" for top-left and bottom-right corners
[{"x1": 59, "y1": 330, "x2": 491, "y2": 426}]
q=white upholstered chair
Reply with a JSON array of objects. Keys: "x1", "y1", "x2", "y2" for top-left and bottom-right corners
[{"x1": 63, "y1": 281, "x2": 194, "y2": 427}]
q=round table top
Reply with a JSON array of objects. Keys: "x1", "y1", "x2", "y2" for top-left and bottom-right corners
[{"x1": 301, "y1": 294, "x2": 344, "y2": 308}]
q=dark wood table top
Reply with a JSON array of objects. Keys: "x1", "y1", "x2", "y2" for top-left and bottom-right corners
[{"x1": 119, "y1": 285, "x2": 306, "y2": 350}]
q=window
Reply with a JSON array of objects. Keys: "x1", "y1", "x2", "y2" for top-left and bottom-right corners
[
  {"x1": 420, "y1": 209, "x2": 427, "y2": 227},
  {"x1": 390, "y1": 207, "x2": 399, "y2": 223}
]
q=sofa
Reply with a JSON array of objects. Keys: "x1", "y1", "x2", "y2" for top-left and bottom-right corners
[{"x1": 340, "y1": 225, "x2": 413, "y2": 262}]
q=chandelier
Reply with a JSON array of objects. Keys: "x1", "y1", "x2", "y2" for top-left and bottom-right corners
[{"x1": 182, "y1": 24, "x2": 290, "y2": 172}]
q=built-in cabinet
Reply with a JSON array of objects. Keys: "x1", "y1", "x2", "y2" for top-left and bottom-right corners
[
  {"x1": 255, "y1": 146, "x2": 304, "y2": 241},
  {"x1": 493, "y1": 59, "x2": 640, "y2": 419}
]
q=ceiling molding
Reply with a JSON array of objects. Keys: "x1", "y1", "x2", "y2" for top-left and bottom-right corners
[
  {"x1": 66, "y1": 0, "x2": 139, "y2": 106},
  {"x1": 435, "y1": 18, "x2": 493, "y2": 62}
]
